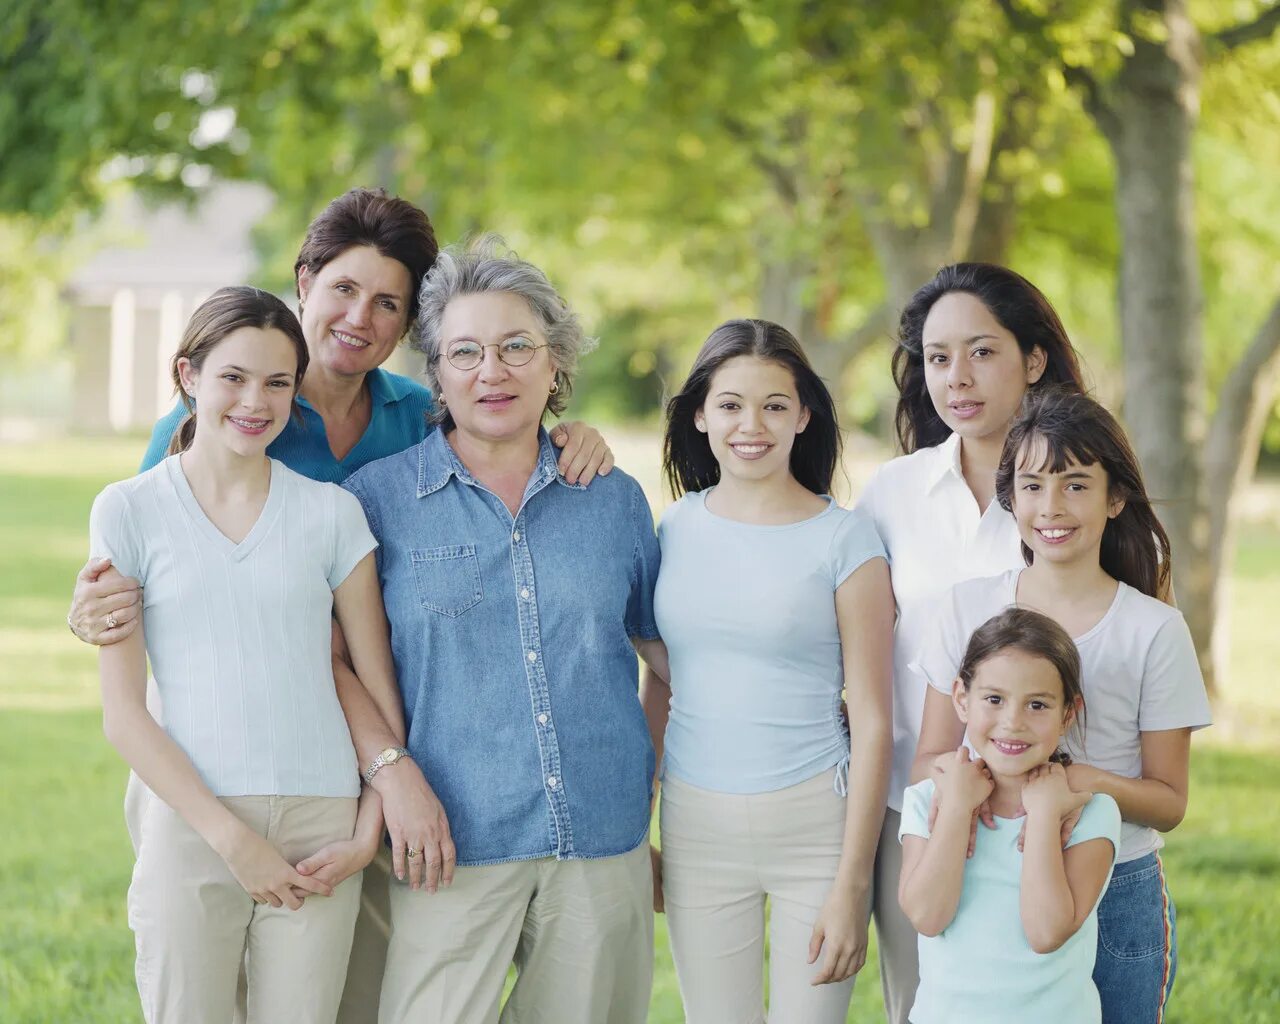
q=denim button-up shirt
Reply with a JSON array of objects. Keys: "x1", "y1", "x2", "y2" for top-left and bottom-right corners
[{"x1": 343, "y1": 427, "x2": 661, "y2": 866}]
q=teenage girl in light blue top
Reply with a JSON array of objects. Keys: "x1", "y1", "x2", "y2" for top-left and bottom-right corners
[{"x1": 644, "y1": 319, "x2": 894, "y2": 1024}]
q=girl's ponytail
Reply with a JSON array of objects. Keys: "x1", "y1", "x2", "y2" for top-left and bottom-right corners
[
  {"x1": 168, "y1": 412, "x2": 197, "y2": 455},
  {"x1": 996, "y1": 387, "x2": 1170, "y2": 599}
]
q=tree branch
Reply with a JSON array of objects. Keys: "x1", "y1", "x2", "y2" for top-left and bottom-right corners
[
  {"x1": 1204, "y1": 293, "x2": 1280, "y2": 541},
  {"x1": 720, "y1": 115, "x2": 799, "y2": 207},
  {"x1": 992, "y1": 0, "x2": 1120, "y2": 139},
  {"x1": 1212, "y1": 4, "x2": 1280, "y2": 53}
]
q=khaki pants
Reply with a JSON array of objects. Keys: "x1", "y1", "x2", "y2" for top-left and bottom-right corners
[
  {"x1": 659, "y1": 769, "x2": 862, "y2": 1024},
  {"x1": 872, "y1": 807, "x2": 919, "y2": 1024},
  {"x1": 129, "y1": 795, "x2": 361, "y2": 1024},
  {"x1": 379, "y1": 841, "x2": 654, "y2": 1024},
  {"x1": 124, "y1": 672, "x2": 392, "y2": 1024}
]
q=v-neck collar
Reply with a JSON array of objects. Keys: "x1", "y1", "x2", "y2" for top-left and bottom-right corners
[{"x1": 164, "y1": 454, "x2": 284, "y2": 562}]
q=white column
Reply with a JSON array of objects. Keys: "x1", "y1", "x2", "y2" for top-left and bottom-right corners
[
  {"x1": 108, "y1": 288, "x2": 136, "y2": 432},
  {"x1": 156, "y1": 290, "x2": 185, "y2": 417}
]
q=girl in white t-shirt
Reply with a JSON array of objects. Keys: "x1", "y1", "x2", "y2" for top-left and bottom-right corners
[
  {"x1": 646, "y1": 319, "x2": 894, "y2": 1024},
  {"x1": 913, "y1": 388, "x2": 1212, "y2": 1024},
  {"x1": 900, "y1": 606, "x2": 1121, "y2": 1024},
  {"x1": 856, "y1": 263, "x2": 1089, "y2": 1023},
  {"x1": 90, "y1": 287, "x2": 404, "y2": 1023}
]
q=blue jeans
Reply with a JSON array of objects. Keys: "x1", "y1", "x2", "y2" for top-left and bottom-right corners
[{"x1": 1093, "y1": 852, "x2": 1177, "y2": 1024}]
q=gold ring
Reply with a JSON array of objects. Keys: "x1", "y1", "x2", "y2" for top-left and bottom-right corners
[
  {"x1": 107, "y1": 613, "x2": 119, "y2": 630},
  {"x1": 406, "y1": 846, "x2": 420, "y2": 859}
]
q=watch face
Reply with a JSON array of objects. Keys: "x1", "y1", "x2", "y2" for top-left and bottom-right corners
[{"x1": 381, "y1": 746, "x2": 401, "y2": 763}]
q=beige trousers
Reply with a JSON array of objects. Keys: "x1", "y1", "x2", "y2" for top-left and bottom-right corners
[
  {"x1": 129, "y1": 795, "x2": 361, "y2": 1024},
  {"x1": 659, "y1": 768, "x2": 862, "y2": 1024},
  {"x1": 871, "y1": 808, "x2": 919, "y2": 1024},
  {"x1": 379, "y1": 841, "x2": 654, "y2": 1024},
  {"x1": 124, "y1": 676, "x2": 392, "y2": 1024}
]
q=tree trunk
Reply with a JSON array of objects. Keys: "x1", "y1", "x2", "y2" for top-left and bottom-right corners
[{"x1": 1101, "y1": 0, "x2": 1216, "y2": 690}]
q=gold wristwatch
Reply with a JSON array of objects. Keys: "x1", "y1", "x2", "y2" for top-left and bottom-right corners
[{"x1": 362, "y1": 746, "x2": 411, "y2": 784}]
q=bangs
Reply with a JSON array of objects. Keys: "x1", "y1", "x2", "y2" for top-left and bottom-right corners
[{"x1": 1016, "y1": 429, "x2": 1101, "y2": 476}]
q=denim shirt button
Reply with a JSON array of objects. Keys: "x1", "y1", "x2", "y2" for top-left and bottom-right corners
[
  {"x1": 513, "y1": 530, "x2": 521, "y2": 542},
  {"x1": 520, "y1": 587, "x2": 531, "y2": 599},
  {"x1": 537, "y1": 713, "x2": 549, "y2": 725},
  {"x1": 527, "y1": 650, "x2": 538, "y2": 662},
  {"x1": 547, "y1": 776, "x2": 558, "y2": 788}
]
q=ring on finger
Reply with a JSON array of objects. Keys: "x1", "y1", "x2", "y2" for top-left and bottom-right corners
[
  {"x1": 406, "y1": 846, "x2": 420, "y2": 859},
  {"x1": 107, "y1": 613, "x2": 119, "y2": 630}
]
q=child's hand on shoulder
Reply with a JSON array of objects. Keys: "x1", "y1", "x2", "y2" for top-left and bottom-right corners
[
  {"x1": 1021, "y1": 763, "x2": 1091, "y2": 823},
  {"x1": 932, "y1": 747, "x2": 993, "y2": 815}
]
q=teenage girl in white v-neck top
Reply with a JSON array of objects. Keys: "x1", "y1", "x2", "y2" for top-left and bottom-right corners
[
  {"x1": 89, "y1": 288, "x2": 404, "y2": 1024},
  {"x1": 854, "y1": 264, "x2": 1089, "y2": 1024}
]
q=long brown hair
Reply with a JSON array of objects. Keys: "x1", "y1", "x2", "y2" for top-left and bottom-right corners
[
  {"x1": 893, "y1": 263, "x2": 1087, "y2": 453},
  {"x1": 957, "y1": 607, "x2": 1086, "y2": 762},
  {"x1": 995, "y1": 387, "x2": 1171, "y2": 599},
  {"x1": 167, "y1": 287, "x2": 309, "y2": 455},
  {"x1": 663, "y1": 319, "x2": 840, "y2": 498}
]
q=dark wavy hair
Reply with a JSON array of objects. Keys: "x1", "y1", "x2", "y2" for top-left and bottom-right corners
[
  {"x1": 893, "y1": 263, "x2": 1087, "y2": 453},
  {"x1": 958, "y1": 606, "x2": 1086, "y2": 762},
  {"x1": 995, "y1": 387, "x2": 1171, "y2": 599},
  {"x1": 663, "y1": 319, "x2": 840, "y2": 498},
  {"x1": 294, "y1": 187, "x2": 439, "y2": 330},
  {"x1": 168, "y1": 287, "x2": 309, "y2": 455}
]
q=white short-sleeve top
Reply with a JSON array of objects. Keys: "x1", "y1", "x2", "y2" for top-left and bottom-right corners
[
  {"x1": 912, "y1": 568, "x2": 1213, "y2": 863},
  {"x1": 88, "y1": 456, "x2": 376, "y2": 798},
  {"x1": 856, "y1": 434, "x2": 1026, "y2": 811}
]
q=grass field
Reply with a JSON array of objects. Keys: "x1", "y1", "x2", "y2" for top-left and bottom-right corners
[{"x1": 1, "y1": 435, "x2": 1277, "y2": 1023}]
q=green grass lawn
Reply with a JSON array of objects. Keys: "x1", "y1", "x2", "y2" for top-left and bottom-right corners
[{"x1": 2, "y1": 436, "x2": 1277, "y2": 1023}]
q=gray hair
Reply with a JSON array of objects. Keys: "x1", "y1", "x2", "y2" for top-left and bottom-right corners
[{"x1": 413, "y1": 235, "x2": 597, "y2": 422}]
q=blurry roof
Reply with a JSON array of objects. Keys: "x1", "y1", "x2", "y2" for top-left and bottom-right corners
[{"x1": 67, "y1": 181, "x2": 275, "y2": 298}]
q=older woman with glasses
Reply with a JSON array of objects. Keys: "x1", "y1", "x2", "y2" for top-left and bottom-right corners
[{"x1": 341, "y1": 237, "x2": 668, "y2": 1024}]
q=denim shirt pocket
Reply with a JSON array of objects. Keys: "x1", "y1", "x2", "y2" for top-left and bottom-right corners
[{"x1": 411, "y1": 545, "x2": 483, "y2": 617}]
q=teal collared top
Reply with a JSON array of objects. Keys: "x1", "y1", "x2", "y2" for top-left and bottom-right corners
[{"x1": 139, "y1": 368, "x2": 436, "y2": 482}]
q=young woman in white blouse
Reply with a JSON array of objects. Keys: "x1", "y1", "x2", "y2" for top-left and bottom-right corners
[
  {"x1": 855, "y1": 263, "x2": 1088, "y2": 1024},
  {"x1": 89, "y1": 288, "x2": 408, "y2": 1023}
]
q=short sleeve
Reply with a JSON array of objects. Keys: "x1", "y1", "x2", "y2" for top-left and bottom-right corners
[
  {"x1": 1066, "y1": 793, "x2": 1121, "y2": 859},
  {"x1": 898, "y1": 779, "x2": 935, "y2": 842},
  {"x1": 341, "y1": 472, "x2": 383, "y2": 575},
  {"x1": 626, "y1": 481, "x2": 661, "y2": 640},
  {"x1": 910, "y1": 584, "x2": 972, "y2": 695},
  {"x1": 1138, "y1": 614, "x2": 1213, "y2": 733},
  {"x1": 830, "y1": 509, "x2": 887, "y2": 588},
  {"x1": 139, "y1": 403, "x2": 188, "y2": 472},
  {"x1": 88, "y1": 485, "x2": 144, "y2": 583},
  {"x1": 328, "y1": 485, "x2": 378, "y2": 590}
]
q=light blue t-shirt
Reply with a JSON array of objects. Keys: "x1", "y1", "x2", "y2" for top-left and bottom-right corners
[
  {"x1": 899, "y1": 778, "x2": 1122, "y2": 1024},
  {"x1": 654, "y1": 489, "x2": 887, "y2": 794}
]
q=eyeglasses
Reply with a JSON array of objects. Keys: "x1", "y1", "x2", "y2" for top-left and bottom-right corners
[{"x1": 443, "y1": 337, "x2": 547, "y2": 371}]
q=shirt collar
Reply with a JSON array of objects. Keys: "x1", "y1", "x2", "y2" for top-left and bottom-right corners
[
  {"x1": 416, "y1": 426, "x2": 585, "y2": 499},
  {"x1": 296, "y1": 367, "x2": 413, "y2": 412},
  {"x1": 925, "y1": 432, "x2": 965, "y2": 494}
]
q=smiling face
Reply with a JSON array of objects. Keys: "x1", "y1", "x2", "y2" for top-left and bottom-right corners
[
  {"x1": 296, "y1": 245, "x2": 412, "y2": 379},
  {"x1": 435, "y1": 290, "x2": 556, "y2": 446},
  {"x1": 922, "y1": 291, "x2": 1046, "y2": 444},
  {"x1": 1011, "y1": 438, "x2": 1124, "y2": 568},
  {"x1": 178, "y1": 326, "x2": 299, "y2": 457},
  {"x1": 954, "y1": 648, "x2": 1074, "y2": 778},
  {"x1": 694, "y1": 355, "x2": 810, "y2": 486}
]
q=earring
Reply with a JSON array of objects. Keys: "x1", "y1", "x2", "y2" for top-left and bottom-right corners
[
  {"x1": 436, "y1": 394, "x2": 447, "y2": 407},
  {"x1": 549, "y1": 379, "x2": 560, "y2": 395}
]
